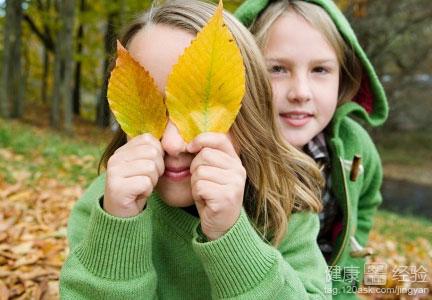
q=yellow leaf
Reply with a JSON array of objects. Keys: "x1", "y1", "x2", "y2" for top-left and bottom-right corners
[
  {"x1": 334, "y1": 0, "x2": 350, "y2": 11},
  {"x1": 165, "y1": 0, "x2": 245, "y2": 142},
  {"x1": 107, "y1": 41, "x2": 167, "y2": 138}
]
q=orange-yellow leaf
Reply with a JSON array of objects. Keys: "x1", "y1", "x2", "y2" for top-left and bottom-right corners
[
  {"x1": 334, "y1": 0, "x2": 350, "y2": 11},
  {"x1": 107, "y1": 41, "x2": 167, "y2": 138},
  {"x1": 165, "y1": 0, "x2": 245, "y2": 142}
]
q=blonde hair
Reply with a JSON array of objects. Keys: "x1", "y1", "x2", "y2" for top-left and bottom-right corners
[
  {"x1": 99, "y1": 0, "x2": 323, "y2": 246},
  {"x1": 250, "y1": 0, "x2": 362, "y2": 103}
]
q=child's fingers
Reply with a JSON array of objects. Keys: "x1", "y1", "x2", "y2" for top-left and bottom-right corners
[
  {"x1": 120, "y1": 133, "x2": 163, "y2": 154},
  {"x1": 107, "y1": 175, "x2": 153, "y2": 201},
  {"x1": 189, "y1": 147, "x2": 237, "y2": 173},
  {"x1": 187, "y1": 133, "x2": 237, "y2": 157},
  {"x1": 116, "y1": 143, "x2": 164, "y2": 160},
  {"x1": 125, "y1": 176, "x2": 154, "y2": 199},
  {"x1": 191, "y1": 179, "x2": 223, "y2": 205},
  {"x1": 190, "y1": 165, "x2": 233, "y2": 186},
  {"x1": 112, "y1": 159, "x2": 160, "y2": 186},
  {"x1": 109, "y1": 145, "x2": 164, "y2": 175}
]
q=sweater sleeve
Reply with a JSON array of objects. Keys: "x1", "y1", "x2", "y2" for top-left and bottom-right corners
[
  {"x1": 192, "y1": 209, "x2": 331, "y2": 299},
  {"x1": 59, "y1": 177, "x2": 158, "y2": 299}
]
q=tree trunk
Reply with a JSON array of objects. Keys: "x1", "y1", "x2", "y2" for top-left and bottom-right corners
[
  {"x1": 0, "y1": 0, "x2": 23, "y2": 118},
  {"x1": 51, "y1": 0, "x2": 76, "y2": 132},
  {"x1": 21, "y1": 32, "x2": 29, "y2": 111},
  {"x1": 22, "y1": 0, "x2": 53, "y2": 104},
  {"x1": 73, "y1": 0, "x2": 85, "y2": 116},
  {"x1": 73, "y1": 25, "x2": 83, "y2": 116},
  {"x1": 96, "y1": 4, "x2": 119, "y2": 128},
  {"x1": 42, "y1": 47, "x2": 50, "y2": 103},
  {"x1": 51, "y1": 41, "x2": 61, "y2": 128}
]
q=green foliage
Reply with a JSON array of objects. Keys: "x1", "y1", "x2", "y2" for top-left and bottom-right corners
[
  {"x1": 0, "y1": 119, "x2": 104, "y2": 185},
  {"x1": 0, "y1": 126, "x2": 12, "y2": 147},
  {"x1": 375, "y1": 209, "x2": 432, "y2": 243},
  {"x1": 9, "y1": 0, "x2": 268, "y2": 127},
  {"x1": 209, "y1": 0, "x2": 243, "y2": 12},
  {"x1": 13, "y1": 0, "x2": 432, "y2": 134}
]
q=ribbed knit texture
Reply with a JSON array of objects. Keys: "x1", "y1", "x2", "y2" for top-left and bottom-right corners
[
  {"x1": 74, "y1": 202, "x2": 153, "y2": 280},
  {"x1": 60, "y1": 176, "x2": 331, "y2": 299},
  {"x1": 192, "y1": 209, "x2": 276, "y2": 298}
]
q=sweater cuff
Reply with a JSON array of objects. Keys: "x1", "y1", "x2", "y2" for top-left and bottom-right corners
[
  {"x1": 192, "y1": 209, "x2": 276, "y2": 298},
  {"x1": 74, "y1": 199, "x2": 153, "y2": 280}
]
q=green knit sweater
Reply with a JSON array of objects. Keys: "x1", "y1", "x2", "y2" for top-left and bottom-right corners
[{"x1": 60, "y1": 175, "x2": 331, "y2": 299}]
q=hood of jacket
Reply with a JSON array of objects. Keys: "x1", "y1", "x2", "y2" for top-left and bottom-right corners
[{"x1": 235, "y1": 0, "x2": 388, "y2": 128}]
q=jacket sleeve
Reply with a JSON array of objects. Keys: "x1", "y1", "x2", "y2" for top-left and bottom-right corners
[
  {"x1": 355, "y1": 139, "x2": 383, "y2": 246},
  {"x1": 59, "y1": 177, "x2": 158, "y2": 299},
  {"x1": 192, "y1": 209, "x2": 331, "y2": 300}
]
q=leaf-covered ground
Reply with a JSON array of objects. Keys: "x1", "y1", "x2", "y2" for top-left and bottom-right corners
[
  {"x1": 0, "y1": 119, "x2": 431, "y2": 299},
  {"x1": 0, "y1": 119, "x2": 108, "y2": 299}
]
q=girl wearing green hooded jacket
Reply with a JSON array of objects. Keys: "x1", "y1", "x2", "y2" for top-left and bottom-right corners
[{"x1": 235, "y1": 0, "x2": 388, "y2": 299}]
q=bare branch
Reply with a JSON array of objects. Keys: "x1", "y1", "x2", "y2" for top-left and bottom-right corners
[{"x1": 22, "y1": 13, "x2": 55, "y2": 52}]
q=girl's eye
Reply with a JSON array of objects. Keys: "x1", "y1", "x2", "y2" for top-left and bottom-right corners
[
  {"x1": 313, "y1": 66, "x2": 329, "y2": 74},
  {"x1": 268, "y1": 65, "x2": 287, "y2": 74}
]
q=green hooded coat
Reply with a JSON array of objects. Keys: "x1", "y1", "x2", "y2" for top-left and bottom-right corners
[{"x1": 235, "y1": 1, "x2": 389, "y2": 298}]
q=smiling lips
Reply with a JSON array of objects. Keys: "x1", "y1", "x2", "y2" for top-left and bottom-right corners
[
  {"x1": 164, "y1": 166, "x2": 191, "y2": 181},
  {"x1": 279, "y1": 111, "x2": 313, "y2": 127}
]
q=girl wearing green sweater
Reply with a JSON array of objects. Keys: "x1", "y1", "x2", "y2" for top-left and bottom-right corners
[
  {"x1": 60, "y1": 1, "x2": 331, "y2": 299},
  {"x1": 235, "y1": 0, "x2": 389, "y2": 298}
]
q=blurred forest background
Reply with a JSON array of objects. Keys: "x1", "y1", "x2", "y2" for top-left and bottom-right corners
[{"x1": 0, "y1": 0, "x2": 431, "y2": 299}]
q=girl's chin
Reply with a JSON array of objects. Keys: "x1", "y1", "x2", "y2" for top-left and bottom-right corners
[
  {"x1": 155, "y1": 181, "x2": 194, "y2": 207},
  {"x1": 281, "y1": 131, "x2": 314, "y2": 148},
  {"x1": 161, "y1": 196, "x2": 194, "y2": 208}
]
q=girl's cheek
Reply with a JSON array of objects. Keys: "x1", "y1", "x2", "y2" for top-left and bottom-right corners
[{"x1": 271, "y1": 81, "x2": 287, "y2": 104}]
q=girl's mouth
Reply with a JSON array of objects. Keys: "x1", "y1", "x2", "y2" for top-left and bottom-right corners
[
  {"x1": 279, "y1": 112, "x2": 313, "y2": 127},
  {"x1": 163, "y1": 166, "x2": 191, "y2": 181}
]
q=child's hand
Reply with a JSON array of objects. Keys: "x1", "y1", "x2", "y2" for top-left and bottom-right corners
[
  {"x1": 104, "y1": 134, "x2": 164, "y2": 218},
  {"x1": 187, "y1": 133, "x2": 246, "y2": 241}
]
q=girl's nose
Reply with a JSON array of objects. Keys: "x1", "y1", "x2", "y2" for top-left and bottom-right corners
[
  {"x1": 287, "y1": 73, "x2": 311, "y2": 103},
  {"x1": 161, "y1": 121, "x2": 187, "y2": 156}
]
